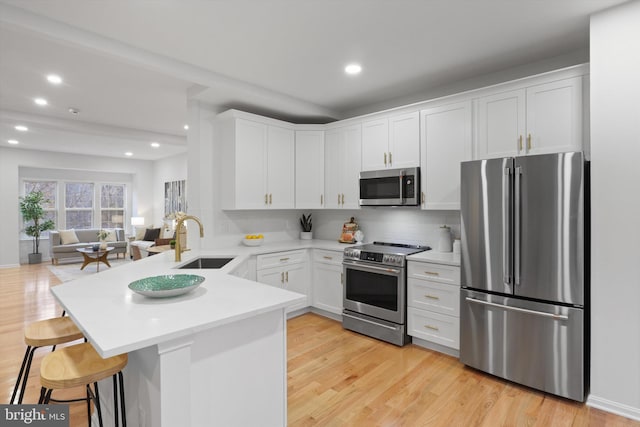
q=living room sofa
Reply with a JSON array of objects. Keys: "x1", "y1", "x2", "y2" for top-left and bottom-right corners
[{"x1": 49, "y1": 228, "x2": 127, "y2": 264}]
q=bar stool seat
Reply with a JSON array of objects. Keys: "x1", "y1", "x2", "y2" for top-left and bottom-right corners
[
  {"x1": 39, "y1": 342, "x2": 128, "y2": 427},
  {"x1": 11, "y1": 316, "x2": 84, "y2": 404}
]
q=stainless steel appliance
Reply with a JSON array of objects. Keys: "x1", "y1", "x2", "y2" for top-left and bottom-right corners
[
  {"x1": 460, "y1": 151, "x2": 589, "y2": 402},
  {"x1": 343, "y1": 242, "x2": 429, "y2": 346},
  {"x1": 359, "y1": 167, "x2": 420, "y2": 206}
]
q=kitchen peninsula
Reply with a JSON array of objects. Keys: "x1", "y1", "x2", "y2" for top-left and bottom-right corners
[{"x1": 51, "y1": 248, "x2": 306, "y2": 427}]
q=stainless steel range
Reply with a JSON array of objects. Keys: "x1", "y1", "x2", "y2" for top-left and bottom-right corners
[{"x1": 342, "y1": 242, "x2": 430, "y2": 346}]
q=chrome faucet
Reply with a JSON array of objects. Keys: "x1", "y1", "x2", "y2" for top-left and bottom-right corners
[{"x1": 174, "y1": 215, "x2": 204, "y2": 261}]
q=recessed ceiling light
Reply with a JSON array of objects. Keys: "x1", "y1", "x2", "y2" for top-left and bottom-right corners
[
  {"x1": 183, "y1": 124, "x2": 189, "y2": 130},
  {"x1": 8, "y1": 139, "x2": 19, "y2": 145},
  {"x1": 15, "y1": 125, "x2": 28, "y2": 132},
  {"x1": 150, "y1": 142, "x2": 160, "y2": 148},
  {"x1": 68, "y1": 107, "x2": 80, "y2": 115},
  {"x1": 345, "y1": 63, "x2": 362, "y2": 75},
  {"x1": 47, "y1": 74, "x2": 63, "y2": 85},
  {"x1": 34, "y1": 98, "x2": 48, "y2": 106},
  {"x1": 124, "y1": 152, "x2": 133, "y2": 157}
]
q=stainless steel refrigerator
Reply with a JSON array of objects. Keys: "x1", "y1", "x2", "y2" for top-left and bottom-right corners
[{"x1": 459, "y1": 151, "x2": 588, "y2": 402}]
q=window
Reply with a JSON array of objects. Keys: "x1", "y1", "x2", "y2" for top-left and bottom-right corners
[
  {"x1": 65, "y1": 182, "x2": 94, "y2": 229},
  {"x1": 100, "y1": 184, "x2": 125, "y2": 228},
  {"x1": 20, "y1": 178, "x2": 128, "y2": 235},
  {"x1": 23, "y1": 181, "x2": 57, "y2": 236}
]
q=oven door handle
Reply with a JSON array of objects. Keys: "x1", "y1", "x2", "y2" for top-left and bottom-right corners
[
  {"x1": 343, "y1": 260, "x2": 401, "y2": 275},
  {"x1": 342, "y1": 312, "x2": 399, "y2": 331}
]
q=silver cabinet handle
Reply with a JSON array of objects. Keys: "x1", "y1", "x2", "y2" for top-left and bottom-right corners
[{"x1": 465, "y1": 297, "x2": 568, "y2": 320}]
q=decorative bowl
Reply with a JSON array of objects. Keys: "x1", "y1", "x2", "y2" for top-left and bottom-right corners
[
  {"x1": 243, "y1": 237, "x2": 263, "y2": 247},
  {"x1": 128, "y1": 274, "x2": 205, "y2": 298}
]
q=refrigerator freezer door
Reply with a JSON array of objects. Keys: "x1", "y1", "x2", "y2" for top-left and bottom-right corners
[
  {"x1": 460, "y1": 289, "x2": 585, "y2": 401},
  {"x1": 461, "y1": 157, "x2": 513, "y2": 294},
  {"x1": 515, "y1": 152, "x2": 584, "y2": 305}
]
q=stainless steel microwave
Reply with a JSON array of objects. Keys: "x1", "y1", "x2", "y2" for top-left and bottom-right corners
[{"x1": 359, "y1": 167, "x2": 420, "y2": 206}]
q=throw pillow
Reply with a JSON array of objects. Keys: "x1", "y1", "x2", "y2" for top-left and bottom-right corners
[
  {"x1": 134, "y1": 226, "x2": 151, "y2": 241},
  {"x1": 59, "y1": 229, "x2": 79, "y2": 245},
  {"x1": 103, "y1": 229, "x2": 117, "y2": 242},
  {"x1": 143, "y1": 228, "x2": 161, "y2": 242}
]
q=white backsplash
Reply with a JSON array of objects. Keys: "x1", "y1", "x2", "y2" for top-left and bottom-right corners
[{"x1": 211, "y1": 208, "x2": 460, "y2": 250}]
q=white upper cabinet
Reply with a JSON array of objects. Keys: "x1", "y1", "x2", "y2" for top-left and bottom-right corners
[
  {"x1": 525, "y1": 77, "x2": 583, "y2": 156},
  {"x1": 361, "y1": 111, "x2": 419, "y2": 171},
  {"x1": 476, "y1": 76, "x2": 583, "y2": 159},
  {"x1": 267, "y1": 125, "x2": 295, "y2": 209},
  {"x1": 295, "y1": 130, "x2": 325, "y2": 209},
  {"x1": 219, "y1": 113, "x2": 294, "y2": 210},
  {"x1": 420, "y1": 101, "x2": 472, "y2": 210},
  {"x1": 389, "y1": 112, "x2": 421, "y2": 169},
  {"x1": 325, "y1": 124, "x2": 362, "y2": 209}
]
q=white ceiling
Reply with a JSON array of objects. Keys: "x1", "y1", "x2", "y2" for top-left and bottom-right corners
[{"x1": 0, "y1": 0, "x2": 629, "y2": 160}]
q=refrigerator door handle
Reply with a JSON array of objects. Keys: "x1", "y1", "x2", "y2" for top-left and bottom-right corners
[
  {"x1": 514, "y1": 165, "x2": 522, "y2": 286},
  {"x1": 503, "y1": 166, "x2": 512, "y2": 285},
  {"x1": 465, "y1": 297, "x2": 568, "y2": 320}
]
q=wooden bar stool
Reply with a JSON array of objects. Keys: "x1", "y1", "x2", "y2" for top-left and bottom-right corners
[
  {"x1": 11, "y1": 316, "x2": 84, "y2": 404},
  {"x1": 39, "y1": 342, "x2": 128, "y2": 427}
]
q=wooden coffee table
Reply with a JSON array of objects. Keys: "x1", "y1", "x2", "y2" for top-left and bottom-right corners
[{"x1": 76, "y1": 247, "x2": 114, "y2": 272}]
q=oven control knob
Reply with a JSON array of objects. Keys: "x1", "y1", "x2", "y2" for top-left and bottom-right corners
[{"x1": 383, "y1": 255, "x2": 402, "y2": 266}]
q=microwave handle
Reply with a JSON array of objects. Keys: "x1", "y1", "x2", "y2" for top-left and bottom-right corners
[{"x1": 399, "y1": 171, "x2": 404, "y2": 201}]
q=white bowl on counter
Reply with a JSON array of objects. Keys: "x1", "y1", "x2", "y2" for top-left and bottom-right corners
[{"x1": 243, "y1": 238, "x2": 263, "y2": 247}]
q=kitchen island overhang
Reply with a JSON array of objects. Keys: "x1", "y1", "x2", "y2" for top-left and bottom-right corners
[{"x1": 51, "y1": 249, "x2": 305, "y2": 427}]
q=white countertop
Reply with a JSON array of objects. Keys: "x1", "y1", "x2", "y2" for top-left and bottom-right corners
[
  {"x1": 51, "y1": 239, "x2": 351, "y2": 358},
  {"x1": 407, "y1": 250, "x2": 461, "y2": 266}
]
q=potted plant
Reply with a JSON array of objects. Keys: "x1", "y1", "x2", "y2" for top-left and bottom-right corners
[
  {"x1": 19, "y1": 191, "x2": 55, "y2": 264},
  {"x1": 299, "y1": 213, "x2": 312, "y2": 240},
  {"x1": 97, "y1": 229, "x2": 109, "y2": 250},
  {"x1": 170, "y1": 240, "x2": 176, "y2": 249}
]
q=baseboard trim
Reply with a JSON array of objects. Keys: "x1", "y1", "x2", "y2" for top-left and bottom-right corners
[
  {"x1": 0, "y1": 263, "x2": 20, "y2": 269},
  {"x1": 411, "y1": 337, "x2": 460, "y2": 358},
  {"x1": 587, "y1": 394, "x2": 640, "y2": 421}
]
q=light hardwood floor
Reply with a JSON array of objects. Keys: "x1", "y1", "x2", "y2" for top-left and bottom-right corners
[{"x1": 2, "y1": 263, "x2": 638, "y2": 426}]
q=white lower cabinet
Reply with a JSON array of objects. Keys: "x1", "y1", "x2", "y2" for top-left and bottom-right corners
[
  {"x1": 407, "y1": 260, "x2": 460, "y2": 351},
  {"x1": 257, "y1": 250, "x2": 309, "y2": 313},
  {"x1": 312, "y1": 249, "x2": 343, "y2": 315}
]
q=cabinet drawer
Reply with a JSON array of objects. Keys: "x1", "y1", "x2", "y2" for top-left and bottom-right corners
[
  {"x1": 408, "y1": 278, "x2": 460, "y2": 317},
  {"x1": 313, "y1": 249, "x2": 343, "y2": 266},
  {"x1": 408, "y1": 308, "x2": 459, "y2": 350},
  {"x1": 257, "y1": 250, "x2": 306, "y2": 270},
  {"x1": 407, "y1": 261, "x2": 460, "y2": 285}
]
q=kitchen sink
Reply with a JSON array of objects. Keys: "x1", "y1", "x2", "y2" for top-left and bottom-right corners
[{"x1": 177, "y1": 257, "x2": 234, "y2": 269}]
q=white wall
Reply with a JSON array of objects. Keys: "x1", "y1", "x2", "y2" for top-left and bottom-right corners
[
  {"x1": 0, "y1": 147, "x2": 155, "y2": 267},
  {"x1": 588, "y1": 1, "x2": 640, "y2": 420}
]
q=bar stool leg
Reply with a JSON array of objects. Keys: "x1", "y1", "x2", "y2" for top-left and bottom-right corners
[
  {"x1": 86, "y1": 385, "x2": 92, "y2": 427},
  {"x1": 118, "y1": 372, "x2": 127, "y2": 427},
  {"x1": 112, "y1": 376, "x2": 119, "y2": 427},
  {"x1": 10, "y1": 346, "x2": 31, "y2": 404},
  {"x1": 12, "y1": 346, "x2": 38, "y2": 404},
  {"x1": 94, "y1": 382, "x2": 104, "y2": 427}
]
